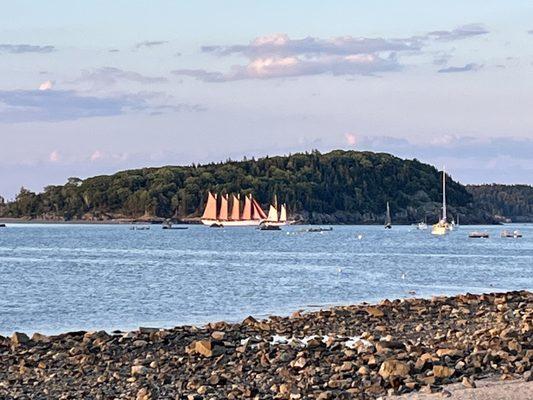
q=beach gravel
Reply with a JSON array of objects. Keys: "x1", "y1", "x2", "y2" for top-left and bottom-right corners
[{"x1": 0, "y1": 290, "x2": 531, "y2": 399}]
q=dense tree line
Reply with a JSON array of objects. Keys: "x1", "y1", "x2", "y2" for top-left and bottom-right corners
[
  {"x1": 0, "y1": 150, "x2": 506, "y2": 224},
  {"x1": 467, "y1": 184, "x2": 533, "y2": 222}
]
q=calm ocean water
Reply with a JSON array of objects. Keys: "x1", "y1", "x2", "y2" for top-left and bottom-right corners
[{"x1": 1, "y1": 223, "x2": 532, "y2": 335}]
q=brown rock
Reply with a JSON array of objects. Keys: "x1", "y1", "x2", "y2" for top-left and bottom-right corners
[
  {"x1": 378, "y1": 359, "x2": 410, "y2": 379},
  {"x1": 193, "y1": 340, "x2": 224, "y2": 357},
  {"x1": 211, "y1": 331, "x2": 225, "y2": 340},
  {"x1": 131, "y1": 365, "x2": 148, "y2": 376},
  {"x1": 366, "y1": 307, "x2": 385, "y2": 317},
  {"x1": 11, "y1": 332, "x2": 30, "y2": 346},
  {"x1": 433, "y1": 365, "x2": 455, "y2": 379}
]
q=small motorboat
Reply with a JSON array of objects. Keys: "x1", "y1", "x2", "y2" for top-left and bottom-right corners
[
  {"x1": 210, "y1": 223, "x2": 223, "y2": 228},
  {"x1": 0, "y1": 223, "x2": 6, "y2": 228},
  {"x1": 162, "y1": 220, "x2": 188, "y2": 230},
  {"x1": 469, "y1": 231, "x2": 489, "y2": 239},
  {"x1": 501, "y1": 230, "x2": 522, "y2": 238},
  {"x1": 258, "y1": 224, "x2": 281, "y2": 231},
  {"x1": 416, "y1": 221, "x2": 428, "y2": 230},
  {"x1": 306, "y1": 227, "x2": 333, "y2": 233},
  {"x1": 130, "y1": 226, "x2": 150, "y2": 230}
]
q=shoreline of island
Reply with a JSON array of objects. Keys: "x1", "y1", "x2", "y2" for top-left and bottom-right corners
[{"x1": 1, "y1": 290, "x2": 531, "y2": 399}]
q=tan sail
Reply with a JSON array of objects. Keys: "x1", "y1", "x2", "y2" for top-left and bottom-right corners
[
  {"x1": 251, "y1": 197, "x2": 267, "y2": 220},
  {"x1": 267, "y1": 205, "x2": 278, "y2": 222},
  {"x1": 279, "y1": 204, "x2": 287, "y2": 222},
  {"x1": 201, "y1": 192, "x2": 217, "y2": 220},
  {"x1": 218, "y1": 194, "x2": 229, "y2": 220},
  {"x1": 242, "y1": 195, "x2": 252, "y2": 220},
  {"x1": 230, "y1": 194, "x2": 240, "y2": 220}
]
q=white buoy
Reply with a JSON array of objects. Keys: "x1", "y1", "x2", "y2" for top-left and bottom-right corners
[
  {"x1": 357, "y1": 234, "x2": 363, "y2": 240},
  {"x1": 401, "y1": 273, "x2": 406, "y2": 280}
]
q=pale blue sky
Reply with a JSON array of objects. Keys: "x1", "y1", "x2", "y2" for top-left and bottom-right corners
[{"x1": 1, "y1": 1, "x2": 532, "y2": 198}]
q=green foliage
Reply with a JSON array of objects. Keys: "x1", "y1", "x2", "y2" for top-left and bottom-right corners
[
  {"x1": 0, "y1": 150, "x2": 519, "y2": 224},
  {"x1": 467, "y1": 184, "x2": 533, "y2": 222}
]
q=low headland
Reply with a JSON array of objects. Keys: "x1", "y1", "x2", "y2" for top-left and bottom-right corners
[
  {"x1": 2, "y1": 291, "x2": 531, "y2": 399},
  {"x1": 2, "y1": 150, "x2": 533, "y2": 225}
]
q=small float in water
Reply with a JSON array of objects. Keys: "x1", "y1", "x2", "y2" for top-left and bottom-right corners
[{"x1": 469, "y1": 231, "x2": 489, "y2": 239}]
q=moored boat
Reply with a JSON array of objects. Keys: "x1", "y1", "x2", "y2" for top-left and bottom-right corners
[
  {"x1": 501, "y1": 229, "x2": 522, "y2": 238},
  {"x1": 469, "y1": 231, "x2": 489, "y2": 238},
  {"x1": 431, "y1": 168, "x2": 452, "y2": 235},
  {"x1": 384, "y1": 202, "x2": 392, "y2": 229}
]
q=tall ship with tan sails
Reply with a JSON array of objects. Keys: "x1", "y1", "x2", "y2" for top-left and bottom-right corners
[{"x1": 201, "y1": 192, "x2": 267, "y2": 227}]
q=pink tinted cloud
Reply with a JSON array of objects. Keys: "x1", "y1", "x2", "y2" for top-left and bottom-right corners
[
  {"x1": 344, "y1": 133, "x2": 357, "y2": 146},
  {"x1": 49, "y1": 150, "x2": 60, "y2": 162}
]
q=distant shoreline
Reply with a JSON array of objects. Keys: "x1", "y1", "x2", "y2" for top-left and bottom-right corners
[{"x1": 0, "y1": 218, "x2": 521, "y2": 226}]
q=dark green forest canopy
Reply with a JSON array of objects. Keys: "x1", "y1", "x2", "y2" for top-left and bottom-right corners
[
  {"x1": 466, "y1": 184, "x2": 533, "y2": 223},
  {"x1": 1, "y1": 150, "x2": 529, "y2": 223}
]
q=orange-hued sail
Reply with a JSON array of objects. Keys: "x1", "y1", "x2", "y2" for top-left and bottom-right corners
[
  {"x1": 242, "y1": 195, "x2": 252, "y2": 220},
  {"x1": 230, "y1": 194, "x2": 240, "y2": 220},
  {"x1": 218, "y1": 194, "x2": 228, "y2": 220},
  {"x1": 251, "y1": 197, "x2": 267, "y2": 220},
  {"x1": 202, "y1": 192, "x2": 218, "y2": 220}
]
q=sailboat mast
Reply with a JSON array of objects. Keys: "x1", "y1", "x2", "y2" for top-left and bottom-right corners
[{"x1": 442, "y1": 168, "x2": 447, "y2": 221}]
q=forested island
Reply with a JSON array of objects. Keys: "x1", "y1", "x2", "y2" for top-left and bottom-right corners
[{"x1": 0, "y1": 150, "x2": 531, "y2": 224}]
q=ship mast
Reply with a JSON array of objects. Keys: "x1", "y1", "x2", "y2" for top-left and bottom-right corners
[{"x1": 442, "y1": 167, "x2": 447, "y2": 222}]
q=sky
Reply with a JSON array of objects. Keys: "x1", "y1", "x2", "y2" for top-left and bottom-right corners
[{"x1": 1, "y1": 0, "x2": 532, "y2": 199}]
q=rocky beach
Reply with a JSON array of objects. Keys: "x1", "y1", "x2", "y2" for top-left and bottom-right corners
[{"x1": 1, "y1": 291, "x2": 531, "y2": 399}]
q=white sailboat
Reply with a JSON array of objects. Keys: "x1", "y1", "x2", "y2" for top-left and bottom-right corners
[
  {"x1": 384, "y1": 202, "x2": 392, "y2": 229},
  {"x1": 431, "y1": 167, "x2": 451, "y2": 235},
  {"x1": 260, "y1": 195, "x2": 293, "y2": 227}
]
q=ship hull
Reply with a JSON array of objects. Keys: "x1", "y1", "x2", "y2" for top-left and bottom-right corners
[{"x1": 201, "y1": 219, "x2": 262, "y2": 227}]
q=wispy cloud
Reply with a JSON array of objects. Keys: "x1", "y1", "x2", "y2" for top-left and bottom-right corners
[
  {"x1": 428, "y1": 24, "x2": 489, "y2": 41},
  {"x1": 438, "y1": 63, "x2": 482, "y2": 73},
  {"x1": 174, "y1": 53, "x2": 400, "y2": 82},
  {"x1": 0, "y1": 90, "x2": 144, "y2": 122},
  {"x1": 0, "y1": 44, "x2": 55, "y2": 54},
  {"x1": 73, "y1": 67, "x2": 168, "y2": 87},
  {"x1": 134, "y1": 40, "x2": 168, "y2": 49},
  {"x1": 174, "y1": 33, "x2": 412, "y2": 82},
  {"x1": 174, "y1": 25, "x2": 488, "y2": 82},
  {"x1": 0, "y1": 87, "x2": 206, "y2": 123},
  {"x1": 201, "y1": 33, "x2": 422, "y2": 58}
]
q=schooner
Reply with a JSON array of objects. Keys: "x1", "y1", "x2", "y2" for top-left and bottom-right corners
[{"x1": 201, "y1": 192, "x2": 267, "y2": 227}]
